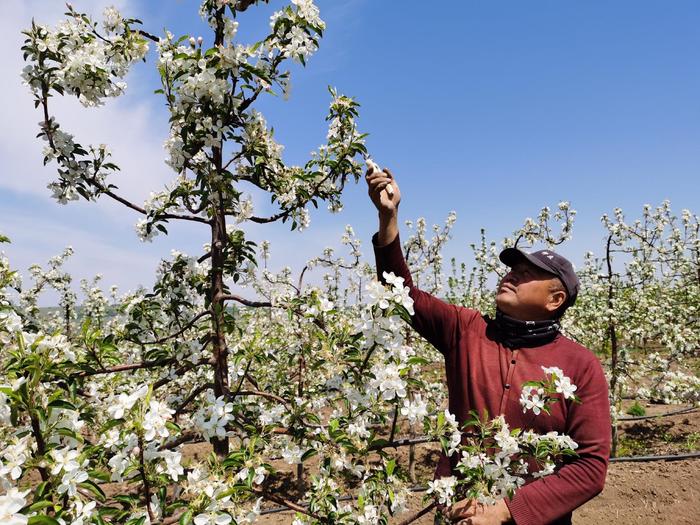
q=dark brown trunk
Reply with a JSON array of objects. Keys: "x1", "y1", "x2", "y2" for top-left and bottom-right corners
[
  {"x1": 64, "y1": 302, "x2": 71, "y2": 340},
  {"x1": 30, "y1": 410, "x2": 49, "y2": 481},
  {"x1": 605, "y1": 233, "x2": 620, "y2": 457},
  {"x1": 209, "y1": 6, "x2": 230, "y2": 460}
]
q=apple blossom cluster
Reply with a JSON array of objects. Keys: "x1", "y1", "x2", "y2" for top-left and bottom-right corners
[
  {"x1": 635, "y1": 353, "x2": 700, "y2": 404},
  {"x1": 267, "y1": 0, "x2": 325, "y2": 64},
  {"x1": 21, "y1": 7, "x2": 148, "y2": 204},
  {"x1": 509, "y1": 201, "x2": 576, "y2": 250},
  {"x1": 183, "y1": 465, "x2": 257, "y2": 525},
  {"x1": 427, "y1": 475, "x2": 458, "y2": 506},
  {"x1": 426, "y1": 412, "x2": 579, "y2": 511},
  {"x1": 156, "y1": 28, "x2": 253, "y2": 172},
  {"x1": 21, "y1": 6, "x2": 148, "y2": 108},
  {"x1": 519, "y1": 366, "x2": 580, "y2": 416},
  {"x1": 193, "y1": 393, "x2": 235, "y2": 440},
  {"x1": 404, "y1": 211, "x2": 457, "y2": 295}
]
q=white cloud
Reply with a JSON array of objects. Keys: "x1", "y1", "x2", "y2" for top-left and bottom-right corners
[{"x1": 1, "y1": 209, "x2": 162, "y2": 306}]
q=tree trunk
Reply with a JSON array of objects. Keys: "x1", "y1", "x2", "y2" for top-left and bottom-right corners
[
  {"x1": 210, "y1": 6, "x2": 230, "y2": 460},
  {"x1": 605, "y1": 233, "x2": 620, "y2": 457}
]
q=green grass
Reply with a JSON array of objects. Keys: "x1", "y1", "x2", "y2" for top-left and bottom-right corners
[
  {"x1": 685, "y1": 432, "x2": 700, "y2": 452},
  {"x1": 616, "y1": 435, "x2": 649, "y2": 457},
  {"x1": 626, "y1": 401, "x2": 646, "y2": 417}
]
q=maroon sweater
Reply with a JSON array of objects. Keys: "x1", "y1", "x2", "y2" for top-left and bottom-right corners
[{"x1": 374, "y1": 234, "x2": 611, "y2": 525}]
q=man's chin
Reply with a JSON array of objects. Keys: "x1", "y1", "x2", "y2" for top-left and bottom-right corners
[{"x1": 495, "y1": 296, "x2": 512, "y2": 311}]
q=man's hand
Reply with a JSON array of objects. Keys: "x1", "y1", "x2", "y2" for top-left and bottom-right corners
[
  {"x1": 365, "y1": 167, "x2": 401, "y2": 215},
  {"x1": 446, "y1": 498, "x2": 513, "y2": 525},
  {"x1": 365, "y1": 167, "x2": 401, "y2": 246}
]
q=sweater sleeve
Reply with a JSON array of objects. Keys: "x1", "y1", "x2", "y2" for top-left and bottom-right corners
[
  {"x1": 373, "y1": 233, "x2": 469, "y2": 354},
  {"x1": 506, "y1": 355, "x2": 611, "y2": 525}
]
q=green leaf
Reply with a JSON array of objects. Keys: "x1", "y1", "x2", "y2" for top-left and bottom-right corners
[
  {"x1": 25, "y1": 501, "x2": 55, "y2": 513},
  {"x1": 28, "y1": 516, "x2": 60, "y2": 525},
  {"x1": 406, "y1": 356, "x2": 430, "y2": 366},
  {"x1": 386, "y1": 458, "x2": 396, "y2": 476},
  {"x1": 80, "y1": 479, "x2": 106, "y2": 501},
  {"x1": 100, "y1": 418, "x2": 124, "y2": 433},
  {"x1": 33, "y1": 482, "x2": 49, "y2": 500},
  {"x1": 179, "y1": 509, "x2": 193, "y2": 525},
  {"x1": 301, "y1": 448, "x2": 318, "y2": 462},
  {"x1": 48, "y1": 399, "x2": 76, "y2": 411}
]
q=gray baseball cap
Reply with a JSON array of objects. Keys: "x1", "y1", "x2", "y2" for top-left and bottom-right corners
[{"x1": 499, "y1": 247, "x2": 580, "y2": 307}]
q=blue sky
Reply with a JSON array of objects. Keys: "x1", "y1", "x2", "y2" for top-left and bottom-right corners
[{"x1": 1, "y1": 0, "x2": 698, "y2": 304}]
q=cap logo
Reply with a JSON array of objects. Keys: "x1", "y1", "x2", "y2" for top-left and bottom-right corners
[{"x1": 546, "y1": 255, "x2": 554, "y2": 260}]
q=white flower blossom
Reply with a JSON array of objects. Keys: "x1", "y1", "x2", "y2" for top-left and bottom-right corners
[
  {"x1": 426, "y1": 476, "x2": 457, "y2": 506},
  {"x1": 0, "y1": 488, "x2": 30, "y2": 525},
  {"x1": 520, "y1": 386, "x2": 546, "y2": 415}
]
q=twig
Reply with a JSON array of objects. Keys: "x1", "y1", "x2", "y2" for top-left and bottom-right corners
[
  {"x1": 159, "y1": 431, "x2": 201, "y2": 451},
  {"x1": 175, "y1": 383, "x2": 214, "y2": 417},
  {"x1": 138, "y1": 435, "x2": 156, "y2": 523},
  {"x1": 72, "y1": 359, "x2": 176, "y2": 377},
  {"x1": 250, "y1": 487, "x2": 324, "y2": 521}
]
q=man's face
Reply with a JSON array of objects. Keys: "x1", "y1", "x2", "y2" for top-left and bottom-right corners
[{"x1": 495, "y1": 260, "x2": 567, "y2": 321}]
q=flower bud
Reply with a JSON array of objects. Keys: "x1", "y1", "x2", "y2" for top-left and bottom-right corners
[
  {"x1": 197, "y1": 36, "x2": 203, "y2": 46},
  {"x1": 189, "y1": 37, "x2": 196, "y2": 47}
]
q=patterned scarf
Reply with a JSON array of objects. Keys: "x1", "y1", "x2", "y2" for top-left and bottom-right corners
[{"x1": 486, "y1": 309, "x2": 560, "y2": 349}]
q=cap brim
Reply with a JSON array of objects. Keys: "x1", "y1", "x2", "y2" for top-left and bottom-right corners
[{"x1": 499, "y1": 248, "x2": 557, "y2": 276}]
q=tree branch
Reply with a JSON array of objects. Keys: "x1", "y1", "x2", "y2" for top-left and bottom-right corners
[
  {"x1": 250, "y1": 487, "x2": 322, "y2": 521},
  {"x1": 137, "y1": 29, "x2": 160, "y2": 42},
  {"x1": 73, "y1": 358, "x2": 176, "y2": 378},
  {"x1": 218, "y1": 293, "x2": 271, "y2": 307},
  {"x1": 126, "y1": 311, "x2": 211, "y2": 345},
  {"x1": 138, "y1": 435, "x2": 156, "y2": 523},
  {"x1": 159, "y1": 431, "x2": 200, "y2": 451},
  {"x1": 174, "y1": 383, "x2": 214, "y2": 417}
]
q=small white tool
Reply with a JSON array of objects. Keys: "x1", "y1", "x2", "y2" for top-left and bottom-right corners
[{"x1": 364, "y1": 155, "x2": 394, "y2": 197}]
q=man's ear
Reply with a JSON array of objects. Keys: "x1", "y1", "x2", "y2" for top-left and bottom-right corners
[{"x1": 546, "y1": 289, "x2": 567, "y2": 313}]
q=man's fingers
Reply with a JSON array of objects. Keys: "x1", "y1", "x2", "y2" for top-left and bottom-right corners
[
  {"x1": 365, "y1": 170, "x2": 390, "y2": 182},
  {"x1": 367, "y1": 177, "x2": 393, "y2": 192},
  {"x1": 383, "y1": 167, "x2": 394, "y2": 179}
]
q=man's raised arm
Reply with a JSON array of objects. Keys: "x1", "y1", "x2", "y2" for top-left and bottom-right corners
[
  {"x1": 366, "y1": 167, "x2": 400, "y2": 246},
  {"x1": 365, "y1": 167, "x2": 471, "y2": 355}
]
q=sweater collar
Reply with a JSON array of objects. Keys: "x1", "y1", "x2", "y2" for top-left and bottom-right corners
[{"x1": 487, "y1": 309, "x2": 560, "y2": 349}]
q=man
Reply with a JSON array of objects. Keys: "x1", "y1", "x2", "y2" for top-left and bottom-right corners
[{"x1": 366, "y1": 169, "x2": 611, "y2": 525}]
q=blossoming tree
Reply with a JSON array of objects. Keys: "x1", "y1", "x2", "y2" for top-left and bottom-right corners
[{"x1": 21, "y1": 0, "x2": 366, "y2": 459}]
